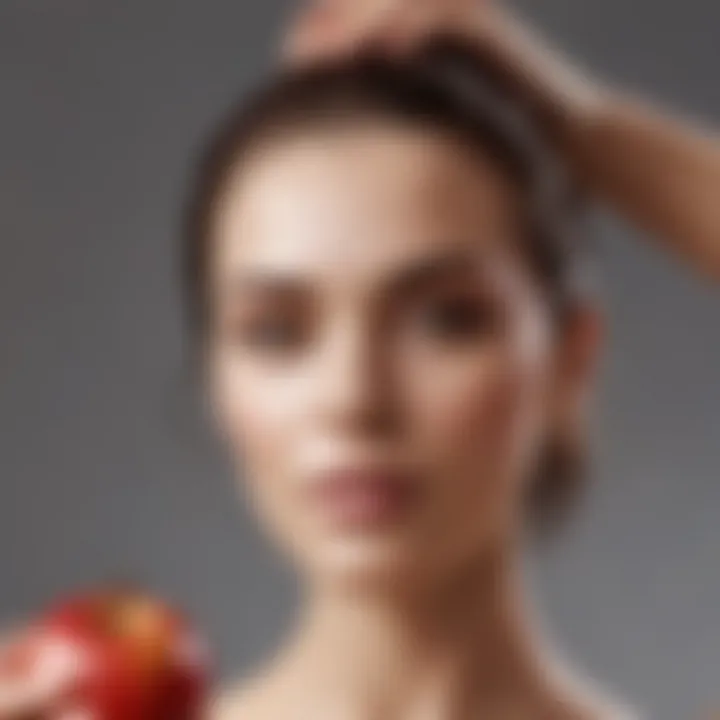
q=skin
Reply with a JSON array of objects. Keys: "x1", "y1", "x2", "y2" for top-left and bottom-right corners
[
  {"x1": 209, "y1": 125, "x2": 557, "y2": 589},
  {"x1": 286, "y1": 0, "x2": 720, "y2": 281}
]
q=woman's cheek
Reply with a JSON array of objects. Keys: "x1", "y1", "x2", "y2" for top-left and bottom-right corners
[
  {"x1": 210, "y1": 355, "x2": 317, "y2": 549},
  {"x1": 210, "y1": 354, "x2": 298, "y2": 482},
  {"x1": 407, "y1": 345, "x2": 550, "y2": 489}
]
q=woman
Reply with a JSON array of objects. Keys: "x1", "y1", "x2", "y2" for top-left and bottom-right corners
[
  {"x1": 1, "y1": 2, "x2": 717, "y2": 718},
  {"x1": 0, "y1": 39, "x2": 623, "y2": 720},
  {"x1": 199, "y1": 45, "x2": 611, "y2": 717}
]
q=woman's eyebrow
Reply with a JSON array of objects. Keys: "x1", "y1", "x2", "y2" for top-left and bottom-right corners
[
  {"x1": 220, "y1": 249, "x2": 485, "y2": 301},
  {"x1": 386, "y1": 249, "x2": 483, "y2": 298},
  {"x1": 225, "y1": 272, "x2": 311, "y2": 299}
]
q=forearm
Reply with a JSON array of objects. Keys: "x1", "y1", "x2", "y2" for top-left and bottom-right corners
[
  {"x1": 564, "y1": 96, "x2": 720, "y2": 279},
  {"x1": 476, "y1": 4, "x2": 720, "y2": 280}
]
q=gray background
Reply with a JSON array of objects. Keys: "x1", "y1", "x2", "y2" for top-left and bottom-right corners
[{"x1": 1, "y1": 1, "x2": 718, "y2": 718}]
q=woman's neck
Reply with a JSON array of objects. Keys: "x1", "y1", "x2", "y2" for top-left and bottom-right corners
[{"x1": 269, "y1": 545, "x2": 598, "y2": 720}]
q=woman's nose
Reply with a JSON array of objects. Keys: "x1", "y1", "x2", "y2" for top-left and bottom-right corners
[{"x1": 316, "y1": 319, "x2": 398, "y2": 436}]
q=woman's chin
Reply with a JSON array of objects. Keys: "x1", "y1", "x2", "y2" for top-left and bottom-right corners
[{"x1": 307, "y1": 534, "x2": 443, "y2": 594}]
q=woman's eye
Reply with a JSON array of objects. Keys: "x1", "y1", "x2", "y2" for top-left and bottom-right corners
[
  {"x1": 231, "y1": 316, "x2": 307, "y2": 353},
  {"x1": 410, "y1": 296, "x2": 495, "y2": 342}
]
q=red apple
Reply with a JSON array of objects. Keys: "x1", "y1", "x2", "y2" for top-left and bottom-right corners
[{"x1": 16, "y1": 587, "x2": 211, "y2": 720}]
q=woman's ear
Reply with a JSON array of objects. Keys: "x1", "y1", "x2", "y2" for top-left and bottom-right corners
[{"x1": 526, "y1": 304, "x2": 605, "y2": 531}]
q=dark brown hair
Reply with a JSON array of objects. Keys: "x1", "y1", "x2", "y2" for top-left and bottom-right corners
[{"x1": 181, "y1": 38, "x2": 596, "y2": 530}]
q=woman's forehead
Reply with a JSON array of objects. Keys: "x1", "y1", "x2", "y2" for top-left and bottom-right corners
[{"x1": 211, "y1": 123, "x2": 521, "y2": 282}]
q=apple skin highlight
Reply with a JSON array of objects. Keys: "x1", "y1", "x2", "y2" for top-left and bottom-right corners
[{"x1": 12, "y1": 588, "x2": 211, "y2": 720}]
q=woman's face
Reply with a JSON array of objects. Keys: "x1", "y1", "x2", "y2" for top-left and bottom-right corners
[{"x1": 206, "y1": 121, "x2": 591, "y2": 590}]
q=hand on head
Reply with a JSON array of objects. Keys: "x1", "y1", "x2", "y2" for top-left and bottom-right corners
[{"x1": 283, "y1": 0, "x2": 494, "y2": 66}]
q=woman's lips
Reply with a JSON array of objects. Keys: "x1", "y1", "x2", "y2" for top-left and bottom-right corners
[{"x1": 309, "y1": 467, "x2": 419, "y2": 529}]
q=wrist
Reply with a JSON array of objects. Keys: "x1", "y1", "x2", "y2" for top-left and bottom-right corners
[{"x1": 467, "y1": 3, "x2": 609, "y2": 140}]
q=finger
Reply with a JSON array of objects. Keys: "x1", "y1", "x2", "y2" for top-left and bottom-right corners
[
  {"x1": 282, "y1": 3, "x2": 345, "y2": 65},
  {"x1": 282, "y1": 0, "x2": 377, "y2": 65},
  {"x1": 282, "y1": 23, "x2": 350, "y2": 67},
  {"x1": 284, "y1": 0, "x2": 399, "y2": 66},
  {"x1": 377, "y1": 6, "x2": 447, "y2": 55},
  {"x1": 383, "y1": 1, "x2": 484, "y2": 56},
  {"x1": 332, "y1": 0, "x2": 400, "y2": 53}
]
